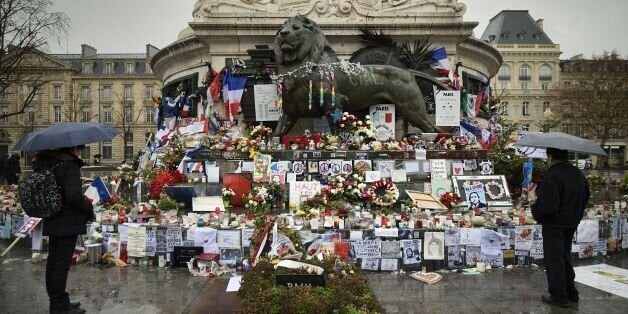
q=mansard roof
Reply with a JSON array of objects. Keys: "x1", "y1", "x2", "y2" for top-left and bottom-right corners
[{"x1": 481, "y1": 10, "x2": 553, "y2": 45}]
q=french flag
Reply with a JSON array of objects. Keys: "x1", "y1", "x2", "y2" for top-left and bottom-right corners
[
  {"x1": 222, "y1": 68, "x2": 248, "y2": 121},
  {"x1": 84, "y1": 176, "x2": 111, "y2": 204},
  {"x1": 429, "y1": 47, "x2": 452, "y2": 79}
]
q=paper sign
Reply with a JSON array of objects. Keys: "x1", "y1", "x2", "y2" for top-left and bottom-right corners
[
  {"x1": 205, "y1": 165, "x2": 220, "y2": 183},
  {"x1": 435, "y1": 90, "x2": 460, "y2": 126},
  {"x1": 15, "y1": 217, "x2": 42, "y2": 238},
  {"x1": 380, "y1": 259, "x2": 399, "y2": 271},
  {"x1": 253, "y1": 153, "x2": 272, "y2": 182},
  {"x1": 364, "y1": 171, "x2": 381, "y2": 182},
  {"x1": 374, "y1": 228, "x2": 398, "y2": 238},
  {"x1": 515, "y1": 226, "x2": 534, "y2": 251},
  {"x1": 145, "y1": 228, "x2": 156, "y2": 257},
  {"x1": 292, "y1": 161, "x2": 305, "y2": 175},
  {"x1": 254, "y1": 84, "x2": 280, "y2": 121},
  {"x1": 361, "y1": 258, "x2": 380, "y2": 271},
  {"x1": 217, "y1": 230, "x2": 242, "y2": 248},
  {"x1": 429, "y1": 159, "x2": 447, "y2": 180},
  {"x1": 242, "y1": 161, "x2": 254, "y2": 172},
  {"x1": 289, "y1": 181, "x2": 321, "y2": 210},
  {"x1": 353, "y1": 240, "x2": 382, "y2": 258},
  {"x1": 423, "y1": 232, "x2": 445, "y2": 260},
  {"x1": 194, "y1": 227, "x2": 219, "y2": 254},
  {"x1": 370, "y1": 104, "x2": 395, "y2": 141},
  {"x1": 415, "y1": 149, "x2": 427, "y2": 160},
  {"x1": 166, "y1": 226, "x2": 183, "y2": 252},
  {"x1": 193, "y1": 196, "x2": 225, "y2": 212},
  {"x1": 577, "y1": 220, "x2": 600, "y2": 243},
  {"x1": 463, "y1": 160, "x2": 477, "y2": 171},
  {"x1": 127, "y1": 226, "x2": 147, "y2": 257},
  {"x1": 286, "y1": 173, "x2": 297, "y2": 183},
  {"x1": 242, "y1": 229, "x2": 255, "y2": 248},
  {"x1": 377, "y1": 160, "x2": 395, "y2": 178},
  {"x1": 391, "y1": 170, "x2": 407, "y2": 183},
  {"x1": 404, "y1": 161, "x2": 420, "y2": 173},
  {"x1": 459, "y1": 228, "x2": 482, "y2": 246},
  {"x1": 452, "y1": 162, "x2": 464, "y2": 176},
  {"x1": 350, "y1": 230, "x2": 364, "y2": 241},
  {"x1": 444, "y1": 228, "x2": 460, "y2": 246}
]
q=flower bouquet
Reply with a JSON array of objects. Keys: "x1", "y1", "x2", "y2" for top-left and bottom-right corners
[
  {"x1": 243, "y1": 185, "x2": 274, "y2": 220},
  {"x1": 249, "y1": 123, "x2": 273, "y2": 142},
  {"x1": 439, "y1": 192, "x2": 461, "y2": 210},
  {"x1": 222, "y1": 187, "x2": 236, "y2": 207}
]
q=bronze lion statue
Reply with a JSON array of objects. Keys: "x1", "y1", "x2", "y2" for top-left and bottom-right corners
[{"x1": 274, "y1": 16, "x2": 441, "y2": 135}]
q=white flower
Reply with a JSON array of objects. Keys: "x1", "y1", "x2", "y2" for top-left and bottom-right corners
[
  {"x1": 358, "y1": 121, "x2": 363, "y2": 125},
  {"x1": 342, "y1": 117, "x2": 347, "y2": 121},
  {"x1": 352, "y1": 122, "x2": 356, "y2": 126},
  {"x1": 365, "y1": 115, "x2": 370, "y2": 119},
  {"x1": 331, "y1": 189, "x2": 338, "y2": 194},
  {"x1": 340, "y1": 124, "x2": 345, "y2": 128},
  {"x1": 358, "y1": 183, "x2": 366, "y2": 189}
]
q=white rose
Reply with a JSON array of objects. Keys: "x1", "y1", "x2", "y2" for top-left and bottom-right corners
[
  {"x1": 340, "y1": 124, "x2": 345, "y2": 128},
  {"x1": 358, "y1": 121, "x2": 363, "y2": 125},
  {"x1": 342, "y1": 117, "x2": 347, "y2": 121},
  {"x1": 365, "y1": 115, "x2": 370, "y2": 119}
]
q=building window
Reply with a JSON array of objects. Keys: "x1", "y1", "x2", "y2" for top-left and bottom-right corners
[
  {"x1": 124, "y1": 106, "x2": 133, "y2": 123},
  {"x1": 522, "y1": 101, "x2": 530, "y2": 116},
  {"x1": 519, "y1": 64, "x2": 531, "y2": 81},
  {"x1": 102, "y1": 86, "x2": 112, "y2": 100},
  {"x1": 498, "y1": 65, "x2": 511, "y2": 81},
  {"x1": 82, "y1": 63, "x2": 92, "y2": 74},
  {"x1": 500, "y1": 102, "x2": 509, "y2": 116},
  {"x1": 521, "y1": 124, "x2": 530, "y2": 131},
  {"x1": 145, "y1": 63, "x2": 153, "y2": 74},
  {"x1": 54, "y1": 106, "x2": 62, "y2": 122},
  {"x1": 81, "y1": 109, "x2": 90, "y2": 122},
  {"x1": 521, "y1": 82, "x2": 528, "y2": 90},
  {"x1": 81, "y1": 145, "x2": 91, "y2": 160},
  {"x1": 539, "y1": 65, "x2": 552, "y2": 81},
  {"x1": 541, "y1": 83, "x2": 549, "y2": 90},
  {"x1": 145, "y1": 106, "x2": 154, "y2": 123},
  {"x1": 103, "y1": 106, "x2": 112, "y2": 123},
  {"x1": 104, "y1": 62, "x2": 114, "y2": 74},
  {"x1": 53, "y1": 85, "x2": 62, "y2": 100},
  {"x1": 125, "y1": 63, "x2": 135, "y2": 74},
  {"x1": 26, "y1": 85, "x2": 37, "y2": 100},
  {"x1": 81, "y1": 86, "x2": 90, "y2": 100},
  {"x1": 564, "y1": 81, "x2": 572, "y2": 88},
  {"x1": 145, "y1": 86, "x2": 153, "y2": 99},
  {"x1": 124, "y1": 85, "x2": 133, "y2": 101},
  {"x1": 0, "y1": 106, "x2": 8, "y2": 123},
  {"x1": 124, "y1": 132, "x2": 134, "y2": 161},
  {"x1": 26, "y1": 105, "x2": 36, "y2": 123},
  {"x1": 562, "y1": 123, "x2": 573, "y2": 134},
  {"x1": 542, "y1": 101, "x2": 550, "y2": 113},
  {"x1": 499, "y1": 81, "x2": 509, "y2": 90},
  {"x1": 102, "y1": 141, "x2": 112, "y2": 159},
  {"x1": 0, "y1": 87, "x2": 9, "y2": 99}
]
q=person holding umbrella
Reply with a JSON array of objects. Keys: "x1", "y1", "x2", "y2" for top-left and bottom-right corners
[
  {"x1": 531, "y1": 147, "x2": 589, "y2": 308},
  {"x1": 14, "y1": 122, "x2": 117, "y2": 314},
  {"x1": 4, "y1": 153, "x2": 21, "y2": 184}
]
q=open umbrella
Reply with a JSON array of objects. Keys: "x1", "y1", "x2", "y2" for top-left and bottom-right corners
[
  {"x1": 14, "y1": 122, "x2": 118, "y2": 152},
  {"x1": 514, "y1": 132, "x2": 606, "y2": 156}
]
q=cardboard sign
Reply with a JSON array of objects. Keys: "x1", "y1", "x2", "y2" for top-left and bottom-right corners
[
  {"x1": 289, "y1": 181, "x2": 321, "y2": 210},
  {"x1": 15, "y1": 217, "x2": 42, "y2": 238},
  {"x1": 276, "y1": 274, "x2": 326, "y2": 288}
]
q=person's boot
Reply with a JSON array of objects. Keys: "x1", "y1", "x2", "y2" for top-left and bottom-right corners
[{"x1": 541, "y1": 294, "x2": 569, "y2": 308}]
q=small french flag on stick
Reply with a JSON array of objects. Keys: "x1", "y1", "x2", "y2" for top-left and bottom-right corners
[{"x1": 84, "y1": 176, "x2": 111, "y2": 204}]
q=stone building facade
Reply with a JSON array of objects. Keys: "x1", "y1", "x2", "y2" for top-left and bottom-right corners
[
  {"x1": 0, "y1": 44, "x2": 162, "y2": 165},
  {"x1": 481, "y1": 10, "x2": 561, "y2": 133}
]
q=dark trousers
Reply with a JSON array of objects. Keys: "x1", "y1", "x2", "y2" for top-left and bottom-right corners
[
  {"x1": 542, "y1": 226, "x2": 578, "y2": 303},
  {"x1": 46, "y1": 235, "x2": 77, "y2": 310},
  {"x1": 6, "y1": 175, "x2": 18, "y2": 185}
]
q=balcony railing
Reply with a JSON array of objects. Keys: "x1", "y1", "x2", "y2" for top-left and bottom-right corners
[
  {"x1": 539, "y1": 75, "x2": 552, "y2": 81},
  {"x1": 497, "y1": 75, "x2": 511, "y2": 81},
  {"x1": 519, "y1": 75, "x2": 531, "y2": 81}
]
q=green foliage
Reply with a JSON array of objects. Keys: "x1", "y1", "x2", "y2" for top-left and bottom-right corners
[{"x1": 238, "y1": 258, "x2": 383, "y2": 313}]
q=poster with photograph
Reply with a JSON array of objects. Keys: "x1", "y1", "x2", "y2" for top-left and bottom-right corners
[
  {"x1": 380, "y1": 240, "x2": 402, "y2": 258},
  {"x1": 370, "y1": 104, "x2": 395, "y2": 141},
  {"x1": 401, "y1": 239, "x2": 422, "y2": 265},
  {"x1": 380, "y1": 259, "x2": 399, "y2": 271},
  {"x1": 220, "y1": 248, "x2": 242, "y2": 265},
  {"x1": 217, "y1": 230, "x2": 242, "y2": 248},
  {"x1": 361, "y1": 258, "x2": 380, "y2": 271},
  {"x1": 452, "y1": 175, "x2": 512, "y2": 207},
  {"x1": 530, "y1": 240, "x2": 544, "y2": 259},
  {"x1": 447, "y1": 245, "x2": 464, "y2": 268},
  {"x1": 464, "y1": 182, "x2": 488, "y2": 212},
  {"x1": 465, "y1": 246, "x2": 481, "y2": 266},
  {"x1": 423, "y1": 232, "x2": 445, "y2": 260},
  {"x1": 480, "y1": 251, "x2": 504, "y2": 267}
]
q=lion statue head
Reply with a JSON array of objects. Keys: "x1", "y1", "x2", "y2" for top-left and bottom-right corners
[{"x1": 274, "y1": 16, "x2": 338, "y2": 73}]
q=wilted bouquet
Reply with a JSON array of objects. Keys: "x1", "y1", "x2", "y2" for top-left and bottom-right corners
[{"x1": 439, "y1": 192, "x2": 461, "y2": 209}]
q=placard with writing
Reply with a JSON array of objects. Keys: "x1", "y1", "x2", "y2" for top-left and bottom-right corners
[
  {"x1": 353, "y1": 240, "x2": 382, "y2": 258},
  {"x1": 254, "y1": 84, "x2": 280, "y2": 121}
]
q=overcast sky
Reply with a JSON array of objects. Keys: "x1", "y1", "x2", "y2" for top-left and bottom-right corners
[{"x1": 48, "y1": 0, "x2": 627, "y2": 59}]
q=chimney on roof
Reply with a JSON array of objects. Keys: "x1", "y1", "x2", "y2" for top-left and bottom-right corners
[
  {"x1": 81, "y1": 44, "x2": 97, "y2": 58},
  {"x1": 535, "y1": 19, "x2": 544, "y2": 31},
  {"x1": 146, "y1": 44, "x2": 160, "y2": 59}
]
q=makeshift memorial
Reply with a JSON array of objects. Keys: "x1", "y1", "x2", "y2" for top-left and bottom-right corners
[
  {"x1": 368, "y1": 179, "x2": 399, "y2": 208},
  {"x1": 409, "y1": 271, "x2": 443, "y2": 284},
  {"x1": 439, "y1": 192, "x2": 461, "y2": 210},
  {"x1": 222, "y1": 187, "x2": 235, "y2": 208}
]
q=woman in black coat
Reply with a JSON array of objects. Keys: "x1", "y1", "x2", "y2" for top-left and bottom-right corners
[{"x1": 32, "y1": 146, "x2": 94, "y2": 314}]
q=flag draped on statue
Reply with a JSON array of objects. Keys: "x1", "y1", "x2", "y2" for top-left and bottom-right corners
[
  {"x1": 429, "y1": 47, "x2": 454, "y2": 81},
  {"x1": 209, "y1": 66, "x2": 223, "y2": 104},
  {"x1": 222, "y1": 68, "x2": 247, "y2": 121},
  {"x1": 84, "y1": 176, "x2": 111, "y2": 204}
]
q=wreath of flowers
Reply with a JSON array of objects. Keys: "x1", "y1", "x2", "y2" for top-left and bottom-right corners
[
  {"x1": 368, "y1": 179, "x2": 399, "y2": 206},
  {"x1": 484, "y1": 180, "x2": 505, "y2": 200}
]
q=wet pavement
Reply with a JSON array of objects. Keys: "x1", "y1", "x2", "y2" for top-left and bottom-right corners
[{"x1": 1, "y1": 240, "x2": 627, "y2": 313}]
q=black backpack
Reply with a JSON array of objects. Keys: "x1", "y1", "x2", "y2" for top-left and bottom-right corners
[{"x1": 18, "y1": 163, "x2": 64, "y2": 218}]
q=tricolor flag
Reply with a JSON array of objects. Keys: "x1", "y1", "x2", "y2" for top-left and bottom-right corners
[
  {"x1": 429, "y1": 47, "x2": 453, "y2": 80},
  {"x1": 222, "y1": 68, "x2": 248, "y2": 121},
  {"x1": 84, "y1": 176, "x2": 111, "y2": 204}
]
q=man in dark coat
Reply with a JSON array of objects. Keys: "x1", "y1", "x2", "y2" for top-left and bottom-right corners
[
  {"x1": 532, "y1": 148, "x2": 590, "y2": 308},
  {"x1": 32, "y1": 146, "x2": 94, "y2": 314},
  {"x1": 4, "y1": 153, "x2": 21, "y2": 184}
]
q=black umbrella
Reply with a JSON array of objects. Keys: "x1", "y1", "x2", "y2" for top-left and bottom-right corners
[
  {"x1": 14, "y1": 122, "x2": 118, "y2": 152},
  {"x1": 514, "y1": 132, "x2": 607, "y2": 156}
]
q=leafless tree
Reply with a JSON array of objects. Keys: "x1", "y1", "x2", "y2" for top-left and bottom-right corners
[
  {"x1": 0, "y1": 0, "x2": 69, "y2": 120},
  {"x1": 557, "y1": 51, "x2": 628, "y2": 148},
  {"x1": 113, "y1": 93, "x2": 143, "y2": 161}
]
